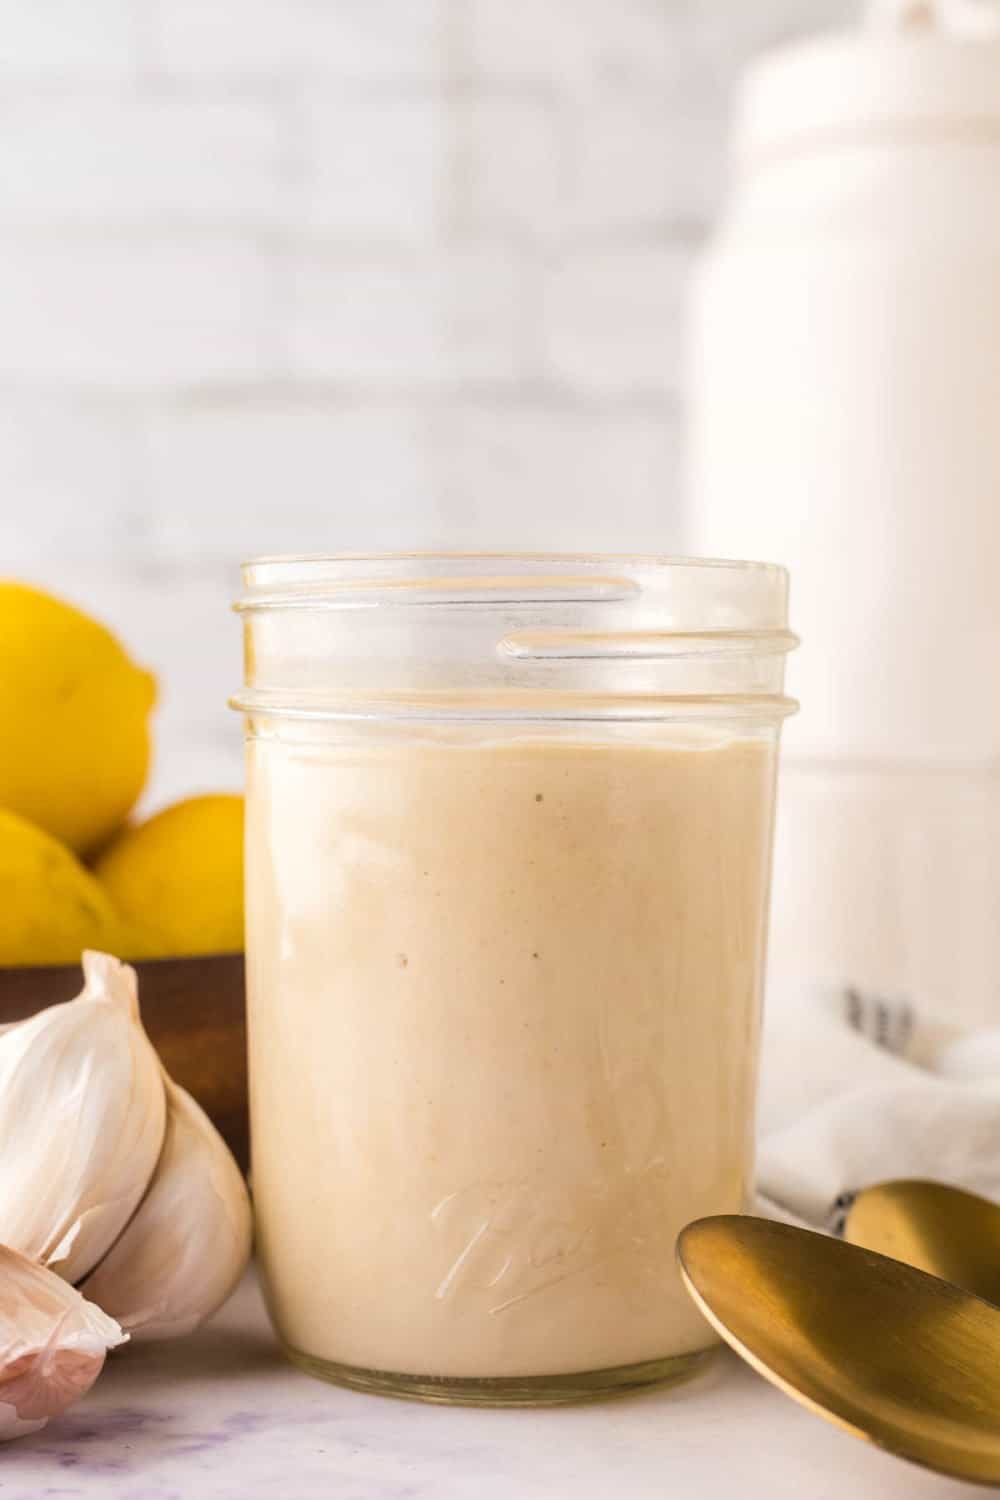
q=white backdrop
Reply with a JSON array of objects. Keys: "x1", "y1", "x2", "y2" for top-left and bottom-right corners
[{"x1": 0, "y1": 0, "x2": 854, "y2": 806}]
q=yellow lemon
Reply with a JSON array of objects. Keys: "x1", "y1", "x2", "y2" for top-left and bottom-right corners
[
  {"x1": 0, "y1": 807, "x2": 124, "y2": 965},
  {"x1": 95, "y1": 794, "x2": 244, "y2": 959},
  {"x1": 0, "y1": 582, "x2": 157, "y2": 856}
]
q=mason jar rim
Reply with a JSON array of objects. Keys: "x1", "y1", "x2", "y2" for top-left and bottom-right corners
[
  {"x1": 236, "y1": 551, "x2": 791, "y2": 614},
  {"x1": 241, "y1": 549, "x2": 782, "y2": 568},
  {"x1": 232, "y1": 551, "x2": 797, "y2": 724}
]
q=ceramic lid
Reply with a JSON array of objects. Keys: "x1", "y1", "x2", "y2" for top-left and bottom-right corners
[{"x1": 736, "y1": 0, "x2": 1000, "y2": 162}]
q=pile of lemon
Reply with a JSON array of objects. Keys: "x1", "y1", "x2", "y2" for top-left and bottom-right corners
[{"x1": 0, "y1": 583, "x2": 243, "y2": 966}]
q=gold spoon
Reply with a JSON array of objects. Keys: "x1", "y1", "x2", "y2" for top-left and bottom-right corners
[
  {"x1": 845, "y1": 1179, "x2": 1000, "y2": 1305},
  {"x1": 677, "y1": 1215, "x2": 1000, "y2": 1486}
]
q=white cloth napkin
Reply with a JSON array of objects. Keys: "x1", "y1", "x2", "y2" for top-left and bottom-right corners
[{"x1": 756, "y1": 983, "x2": 1000, "y2": 1231}]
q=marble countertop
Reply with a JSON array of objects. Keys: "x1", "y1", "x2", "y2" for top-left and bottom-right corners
[{"x1": 3, "y1": 1272, "x2": 975, "y2": 1500}]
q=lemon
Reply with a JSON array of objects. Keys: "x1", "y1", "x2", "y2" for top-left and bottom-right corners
[
  {"x1": 0, "y1": 807, "x2": 124, "y2": 965},
  {"x1": 0, "y1": 583, "x2": 157, "y2": 856},
  {"x1": 95, "y1": 794, "x2": 244, "y2": 959}
]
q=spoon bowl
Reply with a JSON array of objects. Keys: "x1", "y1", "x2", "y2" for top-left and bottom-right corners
[
  {"x1": 677, "y1": 1215, "x2": 1000, "y2": 1486},
  {"x1": 845, "y1": 1179, "x2": 1000, "y2": 1306}
]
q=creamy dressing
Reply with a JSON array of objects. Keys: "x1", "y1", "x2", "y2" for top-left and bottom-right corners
[{"x1": 245, "y1": 731, "x2": 775, "y2": 1379}]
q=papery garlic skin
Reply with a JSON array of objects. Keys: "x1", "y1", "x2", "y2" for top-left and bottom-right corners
[
  {"x1": 0, "y1": 1242, "x2": 125, "y2": 1441},
  {"x1": 81, "y1": 1076, "x2": 252, "y2": 1340},
  {"x1": 0, "y1": 951, "x2": 166, "y2": 1283}
]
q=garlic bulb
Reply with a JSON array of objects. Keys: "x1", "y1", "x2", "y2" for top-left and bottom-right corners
[
  {"x1": 0, "y1": 1242, "x2": 125, "y2": 1440},
  {"x1": 0, "y1": 951, "x2": 166, "y2": 1283},
  {"x1": 81, "y1": 1076, "x2": 252, "y2": 1340}
]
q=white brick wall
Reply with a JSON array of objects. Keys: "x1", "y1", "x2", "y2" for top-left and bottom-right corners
[
  {"x1": 0, "y1": 0, "x2": 857, "y2": 809},
  {"x1": 287, "y1": 247, "x2": 532, "y2": 383},
  {"x1": 0, "y1": 94, "x2": 287, "y2": 230},
  {"x1": 0, "y1": 397, "x2": 142, "y2": 562},
  {"x1": 450, "y1": 90, "x2": 561, "y2": 240},
  {"x1": 151, "y1": 0, "x2": 447, "y2": 82},
  {"x1": 542, "y1": 246, "x2": 691, "y2": 397},
  {"x1": 463, "y1": 0, "x2": 686, "y2": 88},
  {"x1": 427, "y1": 399, "x2": 682, "y2": 552},
  {"x1": 140, "y1": 399, "x2": 437, "y2": 558},
  {"x1": 0, "y1": 0, "x2": 141, "y2": 77},
  {"x1": 297, "y1": 90, "x2": 444, "y2": 241},
  {"x1": 0, "y1": 240, "x2": 280, "y2": 387}
]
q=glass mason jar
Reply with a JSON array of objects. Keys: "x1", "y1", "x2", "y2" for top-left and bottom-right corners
[{"x1": 232, "y1": 553, "x2": 797, "y2": 1406}]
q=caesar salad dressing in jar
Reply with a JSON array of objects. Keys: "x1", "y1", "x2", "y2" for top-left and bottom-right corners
[{"x1": 233, "y1": 553, "x2": 796, "y2": 1404}]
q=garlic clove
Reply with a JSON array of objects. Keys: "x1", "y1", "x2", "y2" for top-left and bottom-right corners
[
  {"x1": 80, "y1": 1075, "x2": 252, "y2": 1341},
  {"x1": 0, "y1": 951, "x2": 166, "y2": 1284},
  {"x1": 0, "y1": 1241, "x2": 126, "y2": 1441}
]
